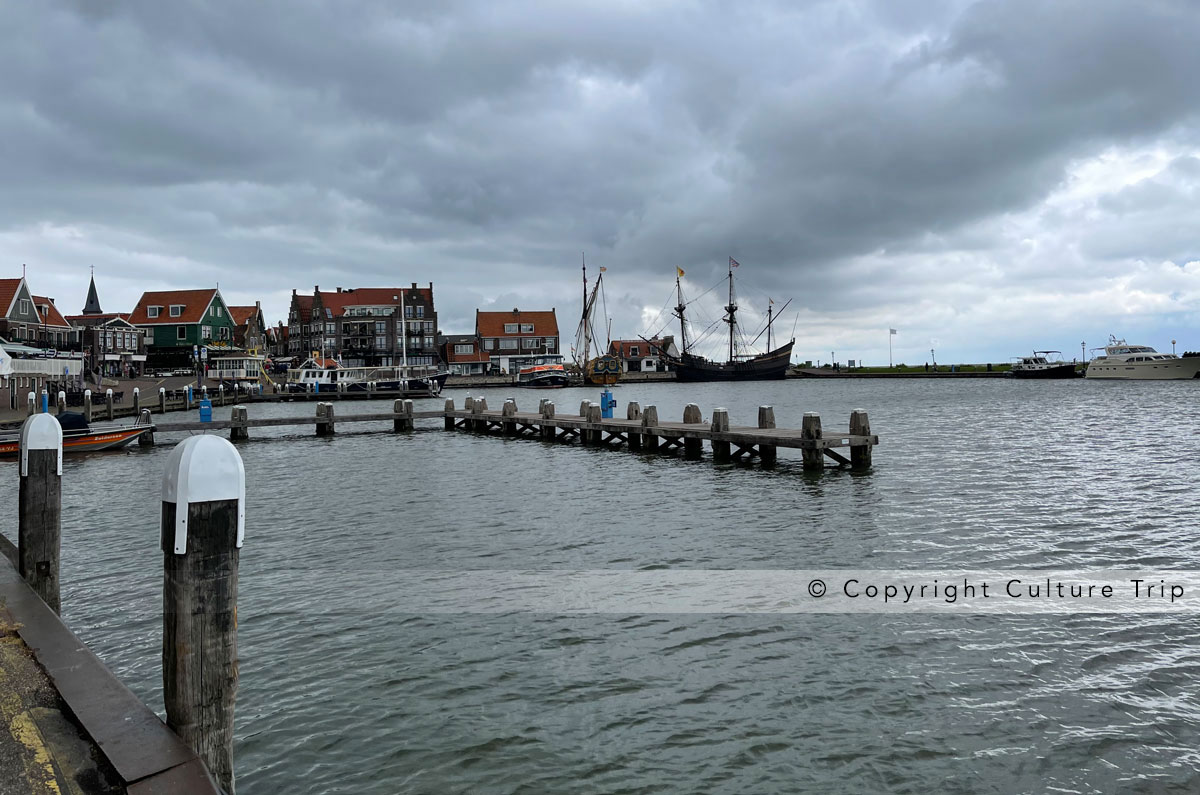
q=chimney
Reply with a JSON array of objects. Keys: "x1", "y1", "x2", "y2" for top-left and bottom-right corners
[
  {"x1": 292, "y1": 288, "x2": 297, "y2": 295},
  {"x1": 314, "y1": 285, "x2": 320, "y2": 293},
  {"x1": 337, "y1": 287, "x2": 342, "y2": 293},
  {"x1": 411, "y1": 282, "x2": 417, "y2": 290},
  {"x1": 513, "y1": 307, "x2": 519, "y2": 314}
]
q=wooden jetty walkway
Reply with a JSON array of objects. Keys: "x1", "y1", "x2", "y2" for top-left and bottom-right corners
[{"x1": 150, "y1": 397, "x2": 880, "y2": 472}]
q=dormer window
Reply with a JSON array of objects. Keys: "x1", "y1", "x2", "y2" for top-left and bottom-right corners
[
  {"x1": 504, "y1": 323, "x2": 519, "y2": 334},
  {"x1": 630, "y1": 346, "x2": 639, "y2": 357},
  {"x1": 170, "y1": 305, "x2": 184, "y2": 317},
  {"x1": 148, "y1": 306, "x2": 162, "y2": 318}
]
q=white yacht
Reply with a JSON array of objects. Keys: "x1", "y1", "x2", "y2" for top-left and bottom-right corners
[{"x1": 1085, "y1": 337, "x2": 1200, "y2": 380}]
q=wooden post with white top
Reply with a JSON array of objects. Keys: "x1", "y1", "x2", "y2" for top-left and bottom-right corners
[
  {"x1": 18, "y1": 414, "x2": 63, "y2": 614},
  {"x1": 758, "y1": 406, "x2": 777, "y2": 465},
  {"x1": 711, "y1": 408, "x2": 731, "y2": 462}
]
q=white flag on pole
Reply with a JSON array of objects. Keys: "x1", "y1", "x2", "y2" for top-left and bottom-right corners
[{"x1": 889, "y1": 328, "x2": 897, "y2": 335}]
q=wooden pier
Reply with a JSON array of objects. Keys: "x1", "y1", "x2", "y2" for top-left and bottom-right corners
[{"x1": 152, "y1": 397, "x2": 879, "y2": 472}]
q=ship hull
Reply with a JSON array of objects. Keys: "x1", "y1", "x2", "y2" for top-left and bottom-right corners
[
  {"x1": 670, "y1": 341, "x2": 794, "y2": 382},
  {"x1": 1011, "y1": 363, "x2": 1080, "y2": 379}
]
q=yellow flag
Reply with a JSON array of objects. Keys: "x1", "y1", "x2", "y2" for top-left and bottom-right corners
[
  {"x1": 599, "y1": 266, "x2": 607, "y2": 272},
  {"x1": 676, "y1": 266, "x2": 685, "y2": 278}
]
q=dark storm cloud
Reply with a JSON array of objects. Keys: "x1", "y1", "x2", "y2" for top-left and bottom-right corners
[{"x1": 3, "y1": 0, "x2": 1200, "y2": 358}]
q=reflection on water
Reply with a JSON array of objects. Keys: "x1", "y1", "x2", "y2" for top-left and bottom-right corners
[{"x1": 2, "y1": 379, "x2": 1199, "y2": 792}]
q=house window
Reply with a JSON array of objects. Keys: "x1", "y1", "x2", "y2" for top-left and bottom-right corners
[
  {"x1": 219, "y1": 327, "x2": 229, "y2": 340},
  {"x1": 416, "y1": 306, "x2": 424, "y2": 318},
  {"x1": 215, "y1": 305, "x2": 223, "y2": 317},
  {"x1": 545, "y1": 337, "x2": 557, "y2": 351},
  {"x1": 375, "y1": 336, "x2": 387, "y2": 348},
  {"x1": 405, "y1": 306, "x2": 413, "y2": 318},
  {"x1": 423, "y1": 321, "x2": 434, "y2": 332},
  {"x1": 454, "y1": 344, "x2": 474, "y2": 355},
  {"x1": 201, "y1": 325, "x2": 212, "y2": 340},
  {"x1": 326, "y1": 322, "x2": 336, "y2": 333},
  {"x1": 504, "y1": 323, "x2": 518, "y2": 334},
  {"x1": 425, "y1": 336, "x2": 434, "y2": 348},
  {"x1": 630, "y1": 346, "x2": 639, "y2": 357},
  {"x1": 170, "y1": 305, "x2": 184, "y2": 317},
  {"x1": 484, "y1": 338, "x2": 497, "y2": 350},
  {"x1": 520, "y1": 323, "x2": 534, "y2": 333},
  {"x1": 177, "y1": 326, "x2": 187, "y2": 340},
  {"x1": 522, "y1": 337, "x2": 539, "y2": 349},
  {"x1": 148, "y1": 306, "x2": 161, "y2": 318},
  {"x1": 500, "y1": 338, "x2": 519, "y2": 350},
  {"x1": 375, "y1": 321, "x2": 386, "y2": 333},
  {"x1": 19, "y1": 298, "x2": 30, "y2": 315}
]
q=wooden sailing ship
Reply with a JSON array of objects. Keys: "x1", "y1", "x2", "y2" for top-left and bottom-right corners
[{"x1": 575, "y1": 260, "x2": 622, "y2": 385}]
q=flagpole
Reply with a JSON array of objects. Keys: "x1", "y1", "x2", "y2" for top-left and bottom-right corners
[{"x1": 889, "y1": 332, "x2": 892, "y2": 368}]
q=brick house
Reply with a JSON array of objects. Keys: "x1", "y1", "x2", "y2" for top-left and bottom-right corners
[
  {"x1": 440, "y1": 334, "x2": 489, "y2": 375},
  {"x1": 0, "y1": 277, "x2": 72, "y2": 349},
  {"x1": 608, "y1": 336, "x2": 678, "y2": 373},
  {"x1": 287, "y1": 283, "x2": 438, "y2": 367},
  {"x1": 475, "y1": 308, "x2": 560, "y2": 374},
  {"x1": 129, "y1": 288, "x2": 237, "y2": 367},
  {"x1": 66, "y1": 313, "x2": 148, "y2": 378},
  {"x1": 228, "y1": 302, "x2": 268, "y2": 354}
]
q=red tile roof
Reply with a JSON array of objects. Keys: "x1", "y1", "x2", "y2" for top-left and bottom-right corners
[
  {"x1": 609, "y1": 338, "x2": 669, "y2": 358},
  {"x1": 292, "y1": 294, "x2": 314, "y2": 322},
  {"x1": 446, "y1": 344, "x2": 490, "y2": 363},
  {"x1": 317, "y1": 287, "x2": 433, "y2": 318},
  {"x1": 0, "y1": 278, "x2": 22, "y2": 316},
  {"x1": 476, "y1": 309, "x2": 558, "y2": 338},
  {"x1": 31, "y1": 295, "x2": 70, "y2": 328},
  {"x1": 64, "y1": 312, "x2": 132, "y2": 323},
  {"x1": 129, "y1": 289, "x2": 218, "y2": 324},
  {"x1": 227, "y1": 305, "x2": 258, "y2": 327}
]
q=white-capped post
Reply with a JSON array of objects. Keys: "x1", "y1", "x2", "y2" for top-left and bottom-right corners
[
  {"x1": 18, "y1": 413, "x2": 64, "y2": 613},
  {"x1": 105, "y1": 387, "x2": 114, "y2": 421},
  {"x1": 161, "y1": 435, "x2": 243, "y2": 794}
]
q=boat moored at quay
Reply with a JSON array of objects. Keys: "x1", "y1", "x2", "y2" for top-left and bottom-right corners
[
  {"x1": 1086, "y1": 337, "x2": 1200, "y2": 380},
  {"x1": 0, "y1": 411, "x2": 155, "y2": 457},
  {"x1": 286, "y1": 357, "x2": 449, "y2": 395},
  {"x1": 1010, "y1": 351, "x2": 1080, "y2": 379}
]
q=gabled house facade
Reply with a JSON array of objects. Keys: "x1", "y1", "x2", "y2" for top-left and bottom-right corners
[
  {"x1": 66, "y1": 313, "x2": 148, "y2": 378},
  {"x1": 0, "y1": 277, "x2": 53, "y2": 347},
  {"x1": 440, "y1": 334, "x2": 489, "y2": 375},
  {"x1": 229, "y1": 302, "x2": 268, "y2": 354},
  {"x1": 475, "y1": 308, "x2": 560, "y2": 374},
  {"x1": 129, "y1": 288, "x2": 237, "y2": 366},
  {"x1": 609, "y1": 336, "x2": 678, "y2": 373},
  {"x1": 287, "y1": 283, "x2": 439, "y2": 367}
]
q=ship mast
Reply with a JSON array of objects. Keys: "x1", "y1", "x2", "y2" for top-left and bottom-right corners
[
  {"x1": 767, "y1": 301, "x2": 773, "y2": 352},
  {"x1": 724, "y1": 258, "x2": 738, "y2": 362},
  {"x1": 580, "y1": 258, "x2": 591, "y2": 366},
  {"x1": 399, "y1": 289, "x2": 408, "y2": 378},
  {"x1": 674, "y1": 270, "x2": 688, "y2": 354}
]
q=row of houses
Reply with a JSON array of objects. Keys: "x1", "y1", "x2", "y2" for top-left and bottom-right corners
[{"x1": 2, "y1": 274, "x2": 675, "y2": 381}]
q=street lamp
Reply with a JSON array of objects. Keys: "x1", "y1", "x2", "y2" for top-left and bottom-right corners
[{"x1": 1172, "y1": 339, "x2": 1177, "y2": 355}]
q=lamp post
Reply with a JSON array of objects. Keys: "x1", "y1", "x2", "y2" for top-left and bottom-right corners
[
  {"x1": 1172, "y1": 339, "x2": 1176, "y2": 355},
  {"x1": 1081, "y1": 341, "x2": 1085, "y2": 363},
  {"x1": 930, "y1": 348, "x2": 936, "y2": 367}
]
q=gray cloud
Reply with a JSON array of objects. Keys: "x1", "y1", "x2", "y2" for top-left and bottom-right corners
[{"x1": 3, "y1": 0, "x2": 1200, "y2": 362}]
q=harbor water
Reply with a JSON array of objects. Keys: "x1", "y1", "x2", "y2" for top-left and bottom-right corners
[{"x1": 3, "y1": 378, "x2": 1199, "y2": 792}]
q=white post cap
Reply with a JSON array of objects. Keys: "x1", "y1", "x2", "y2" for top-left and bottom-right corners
[
  {"x1": 161, "y1": 435, "x2": 246, "y2": 554},
  {"x1": 20, "y1": 413, "x2": 63, "y2": 476}
]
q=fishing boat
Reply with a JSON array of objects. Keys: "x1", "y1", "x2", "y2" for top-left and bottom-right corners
[
  {"x1": 0, "y1": 412, "x2": 155, "y2": 457},
  {"x1": 575, "y1": 259, "x2": 622, "y2": 385},
  {"x1": 657, "y1": 259, "x2": 794, "y2": 381},
  {"x1": 1085, "y1": 336, "x2": 1200, "y2": 380},
  {"x1": 516, "y1": 360, "x2": 570, "y2": 388},
  {"x1": 1010, "y1": 351, "x2": 1080, "y2": 379}
]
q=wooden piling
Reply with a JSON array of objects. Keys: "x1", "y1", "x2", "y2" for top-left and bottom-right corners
[
  {"x1": 586, "y1": 403, "x2": 603, "y2": 444},
  {"x1": 627, "y1": 402, "x2": 641, "y2": 421},
  {"x1": 642, "y1": 405, "x2": 660, "y2": 451},
  {"x1": 159, "y1": 387, "x2": 168, "y2": 415},
  {"x1": 316, "y1": 402, "x2": 335, "y2": 436},
  {"x1": 394, "y1": 399, "x2": 414, "y2": 432},
  {"x1": 26, "y1": 391, "x2": 36, "y2": 416},
  {"x1": 502, "y1": 398, "x2": 518, "y2": 435},
  {"x1": 230, "y1": 406, "x2": 249, "y2": 441},
  {"x1": 105, "y1": 388, "x2": 115, "y2": 421},
  {"x1": 161, "y1": 436, "x2": 243, "y2": 794},
  {"x1": 133, "y1": 387, "x2": 141, "y2": 415},
  {"x1": 444, "y1": 398, "x2": 456, "y2": 430},
  {"x1": 579, "y1": 401, "x2": 593, "y2": 445},
  {"x1": 850, "y1": 409, "x2": 872, "y2": 470},
  {"x1": 218, "y1": 384, "x2": 225, "y2": 406},
  {"x1": 18, "y1": 414, "x2": 63, "y2": 614},
  {"x1": 801, "y1": 412, "x2": 823, "y2": 471},
  {"x1": 627, "y1": 402, "x2": 643, "y2": 450},
  {"x1": 758, "y1": 406, "x2": 777, "y2": 465},
  {"x1": 683, "y1": 404, "x2": 703, "y2": 459},
  {"x1": 711, "y1": 408, "x2": 731, "y2": 462},
  {"x1": 83, "y1": 389, "x2": 93, "y2": 422},
  {"x1": 540, "y1": 401, "x2": 556, "y2": 440},
  {"x1": 56, "y1": 390, "x2": 67, "y2": 415}
]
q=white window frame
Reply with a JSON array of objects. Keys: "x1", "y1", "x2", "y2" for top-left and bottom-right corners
[
  {"x1": 170, "y1": 305, "x2": 184, "y2": 317},
  {"x1": 454, "y1": 344, "x2": 474, "y2": 355},
  {"x1": 499, "y1": 338, "x2": 519, "y2": 350},
  {"x1": 148, "y1": 306, "x2": 161, "y2": 318}
]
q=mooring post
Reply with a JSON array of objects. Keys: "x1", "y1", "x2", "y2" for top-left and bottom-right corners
[
  {"x1": 683, "y1": 404, "x2": 703, "y2": 459},
  {"x1": 161, "y1": 435, "x2": 243, "y2": 794},
  {"x1": 445, "y1": 397, "x2": 456, "y2": 430},
  {"x1": 642, "y1": 405, "x2": 659, "y2": 451},
  {"x1": 541, "y1": 401, "x2": 556, "y2": 440},
  {"x1": 316, "y1": 402, "x2": 335, "y2": 436},
  {"x1": 801, "y1": 412, "x2": 824, "y2": 472},
  {"x1": 18, "y1": 414, "x2": 63, "y2": 614},
  {"x1": 627, "y1": 401, "x2": 641, "y2": 421},
  {"x1": 230, "y1": 405, "x2": 249, "y2": 441},
  {"x1": 41, "y1": 388, "x2": 48, "y2": 413},
  {"x1": 711, "y1": 408, "x2": 731, "y2": 462},
  {"x1": 394, "y1": 398, "x2": 414, "y2": 432},
  {"x1": 579, "y1": 400, "x2": 590, "y2": 420},
  {"x1": 627, "y1": 402, "x2": 642, "y2": 450},
  {"x1": 201, "y1": 385, "x2": 208, "y2": 402},
  {"x1": 502, "y1": 398, "x2": 518, "y2": 435},
  {"x1": 578, "y1": 401, "x2": 593, "y2": 445},
  {"x1": 133, "y1": 387, "x2": 141, "y2": 415},
  {"x1": 106, "y1": 388, "x2": 115, "y2": 421},
  {"x1": 159, "y1": 386, "x2": 168, "y2": 415},
  {"x1": 139, "y1": 409, "x2": 155, "y2": 447},
  {"x1": 83, "y1": 389, "x2": 93, "y2": 423},
  {"x1": 185, "y1": 386, "x2": 194, "y2": 411},
  {"x1": 586, "y1": 403, "x2": 603, "y2": 444},
  {"x1": 27, "y1": 391, "x2": 36, "y2": 416},
  {"x1": 473, "y1": 397, "x2": 488, "y2": 431},
  {"x1": 850, "y1": 409, "x2": 872, "y2": 471},
  {"x1": 56, "y1": 390, "x2": 67, "y2": 415},
  {"x1": 758, "y1": 406, "x2": 777, "y2": 465},
  {"x1": 218, "y1": 384, "x2": 225, "y2": 406}
]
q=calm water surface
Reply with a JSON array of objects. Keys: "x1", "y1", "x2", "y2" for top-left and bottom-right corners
[{"x1": 3, "y1": 379, "x2": 1199, "y2": 793}]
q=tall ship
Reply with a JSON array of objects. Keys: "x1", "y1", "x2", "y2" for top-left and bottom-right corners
[
  {"x1": 1085, "y1": 336, "x2": 1200, "y2": 380},
  {"x1": 574, "y1": 260, "x2": 622, "y2": 385},
  {"x1": 660, "y1": 258, "x2": 794, "y2": 382}
]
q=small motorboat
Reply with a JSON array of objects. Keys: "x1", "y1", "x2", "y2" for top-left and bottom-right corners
[
  {"x1": 516, "y1": 362, "x2": 570, "y2": 388},
  {"x1": 1010, "y1": 351, "x2": 1080, "y2": 379},
  {"x1": 0, "y1": 411, "x2": 156, "y2": 457}
]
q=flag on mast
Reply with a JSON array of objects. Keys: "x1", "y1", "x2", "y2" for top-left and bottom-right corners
[
  {"x1": 599, "y1": 267, "x2": 607, "y2": 272},
  {"x1": 729, "y1": 257, "x2": 740, "y2": 268},
  {"x1": 889, "y1": 328, "x2": 897, "y2": 335},
  {"x1": 676, "y1": 266, "x2": 685, "y2": 277}
]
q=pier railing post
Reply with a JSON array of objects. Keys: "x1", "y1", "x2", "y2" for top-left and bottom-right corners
[
  {"x1": 84, "y1": 389, "x2": 93, "y2": 423},
  {"x1": 445, "y1": 398, "x2": 456, "y2": 430},
  {"x1": 850, "y1": 409, "x2": 872, "y2": 471},
  {"x1": 541, "y1": 401, "x2": 555, "y2": 440},
  {"x1": 106, "y1": 388, "x2": 114, "y2": 421},
  {"x1": 18, "y1": 414, "x2": 63, "y2": 614},
  {"x1": 56, "y1": 390, "x2": 67, "y2": 415},
  {"x1": 642, "y1": 405, "x2": 659, "y2": 451},
  {"x1": 627, "y1": 402, "x2": 641, "y2": 420},
  {"x1": 578, "y1": 401, "x2": 593, "y2": 445},
  {"x1": 683, "y1": 404, "x2": 702, "y2": 459},
  {"x1": 133, "y1": 387, "x2": 141, "y2": 415},
  {"x1": 711, "y1": 408, "x2": 730, "y2": 462},
  {"x1": 27, "y1": 391, "x2": 36, "y2": 416},
  {"x1": 758, "y1": 406, "x2": 777, "y2": 465},
  {"x1": 161, "y1": 435, "x2": 243, "y2": 794},
  {"x1": 627, "y1": 402, "x2": 642, "y2": 450},
  {"x1": 586, "y1": 403, "x2": 602, "y2": 444},
  {"x1": 159, "y1": 386, "x2": 168, "y2": 415},
  {"x1": 502, "y1": 398, "x2": 518, "y2": 434},
  {"x1": 801, "y1": 412, "x2": 824, "y2": 472},
  {"x1": 316, "y1": 402, "x2": 335, "y2": 436},
  {"x1": 218, "y1": 384, "x2": 225, "y2": 406},
  {"x1": 230, "y1": 406, "x2": 249, "y2": 441}
]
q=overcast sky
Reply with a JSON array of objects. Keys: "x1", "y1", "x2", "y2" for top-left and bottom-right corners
[{"x1": 4, "y1": 0, "x2": 1200, "y2": 363}]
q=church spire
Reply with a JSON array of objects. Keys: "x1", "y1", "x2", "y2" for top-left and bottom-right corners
[{"x1": 82, "y1": 268, "x2": 103, "y2": 315}]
